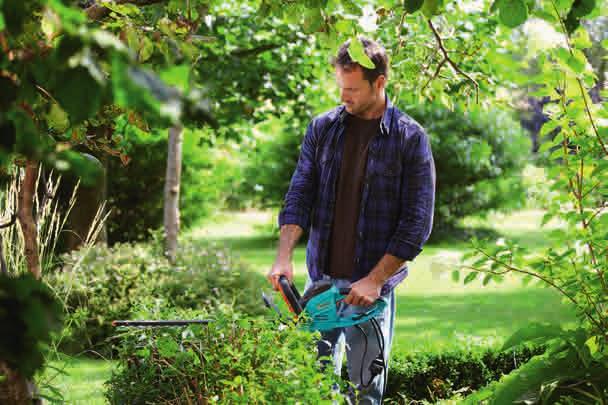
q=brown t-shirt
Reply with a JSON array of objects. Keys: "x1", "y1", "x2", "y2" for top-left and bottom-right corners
[{"x1": 326, "y1": 114, "x2": 380, "y2": 279}]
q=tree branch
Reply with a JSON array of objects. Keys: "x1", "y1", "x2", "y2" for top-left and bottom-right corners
[
  {"x1": 468, "y1": 246, "x2": 605, "y2": 332},
  {"x1": 427, "y1": 19, "x2": 479, "y2": 103},
  {"x1": 85, "y1": 0, "x2": 167, "y2": 21}
]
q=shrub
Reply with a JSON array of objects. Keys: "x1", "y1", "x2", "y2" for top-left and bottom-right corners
[
  {"x1": 383, "y1": 345, "x2": 545, "y2": 403},
  {"x1": 106, "y1": 127, "x2": 242, "y2": 243},
  {"x1": 47, "y1": 239, "x2": 267, "y2": 355},
  {"x1": 105, "y1": 308, "x2": 341, "y2": 404},
  {"x1": 239, "y1": 103, "x2": 530, "y2": 236}
]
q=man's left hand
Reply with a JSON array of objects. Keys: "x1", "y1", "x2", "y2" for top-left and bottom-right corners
[{"x1": 344, "y1": 276, "x2": 383, "y2": 307}]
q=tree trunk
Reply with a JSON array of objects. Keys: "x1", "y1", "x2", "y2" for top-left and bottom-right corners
[
  {"x1": 17, "y1": 160, "x2": 40, "y2": 279},
  {"x1": 64, "y1": 153, "x2": 107, "y2": 252},
  {"x1": 163, "y1": 125, "x2": 183, "y2": 263},
  {"x1": 0, "y1": 361, "x2": 31, "y2": 405}
]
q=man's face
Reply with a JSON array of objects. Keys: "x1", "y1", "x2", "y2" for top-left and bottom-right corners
[{"x1": 335, "y1": 65, "x2": 382, "y2": 116}]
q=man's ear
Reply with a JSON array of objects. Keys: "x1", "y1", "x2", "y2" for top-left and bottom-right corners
[{"x1": 375, "y1": 75, "x2": 386, "y2": 92}]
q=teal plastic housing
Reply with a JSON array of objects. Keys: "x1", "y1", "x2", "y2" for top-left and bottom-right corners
[{"x1": 301, "y1": 285, "x2": 387, "y2": 332}]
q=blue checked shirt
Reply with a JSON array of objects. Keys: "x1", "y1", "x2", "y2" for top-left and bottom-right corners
[{"x1": 279, "y1": 96, "x2": 436, "y2": 295}]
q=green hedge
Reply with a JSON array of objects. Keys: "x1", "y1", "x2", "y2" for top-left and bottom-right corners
[
  {"x1": 105, "y1": 308, "x2": 341, "y2": 404},
  {"x1": 384, "y1": 345, "x2": 545, "y2": 403},
  {"x1": 47, "y1": 239, "x2": 267, "y2": 355}
]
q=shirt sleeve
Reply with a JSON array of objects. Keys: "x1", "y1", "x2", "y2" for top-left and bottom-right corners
[
  {"x1": 278, "y1": 120, "x2": 318, "y2": 230},
  {"x1": 386, "y1": 125, "x2": 436, "y2": 261}
]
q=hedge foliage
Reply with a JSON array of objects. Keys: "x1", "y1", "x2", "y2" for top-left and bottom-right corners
[
  {"x1": 384, "y1": 345, "x2": 546, "y2": 403},
  {"x1": 105, "y1": 308, "x2": 341, "y2": 404},
  {"x1": 47, "y1": 238, "x2": 267, "y2": 355}
]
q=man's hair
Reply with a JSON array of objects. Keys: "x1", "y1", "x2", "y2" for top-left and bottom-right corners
[{"x1": 332, "y1": 37, "x2": 389, "y2": 85}]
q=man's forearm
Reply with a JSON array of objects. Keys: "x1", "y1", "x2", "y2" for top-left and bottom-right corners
[
  {"x1": 367, "y1": 254, "x2": 407, "y2": 285},
  {"x1": 275, "y1": 224, "x2": 304, "y2": 262}
]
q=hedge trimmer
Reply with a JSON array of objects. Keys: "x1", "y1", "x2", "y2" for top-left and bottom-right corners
[{"x1": 262, "y1": 275, "x2": 389, "y2": 393}]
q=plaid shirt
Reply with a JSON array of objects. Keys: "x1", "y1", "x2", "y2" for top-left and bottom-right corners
[{"x1": 279, "y1": 97, "x2": 436, "y2": 295}]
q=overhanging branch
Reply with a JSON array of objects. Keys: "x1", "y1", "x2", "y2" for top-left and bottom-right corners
[{"x1": 426, "y1": 19, "x2": 479, "y2": 104}]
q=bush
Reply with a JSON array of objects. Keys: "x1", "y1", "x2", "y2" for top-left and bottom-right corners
[
  {"x1": 105, "y1": 308, "x2": 341, "y2": 404},
  {"x1": 47, "y1": 239, "x2": 267, "y2": 355},
  {"x1": 106, "y1": 127, "x2": 242, "y2": 243},
  {"x1": 239, "y1": 103, "x2": 530, "y2": 236},
  {"x1": 383, "y1": 345, "x2": 545, "y2": 403}
]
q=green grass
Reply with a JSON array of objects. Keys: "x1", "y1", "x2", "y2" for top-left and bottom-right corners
[
  {"x1": 188, "y1": 208, "x2": 578, "y2": 355},
  {"x1": 39, "y1": 354, "x2": 114, "y2": 404}
]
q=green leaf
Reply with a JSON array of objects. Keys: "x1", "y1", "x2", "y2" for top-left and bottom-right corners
[
  {"x1": 482, "y1": 273, "x2": 492, "y2": 286},
  {"x1": 102, "y1": 2, "x2": 141, "y2": 16},
  {"x1": 404, "y1": 0, "x2": 425, "y2": 13},
  {"x1": 157, "y1": 336, "x2": 180, "y2": 358},
  {"x1": 463, "y1": 271, "x2": 479, "y2": 284},
  {"x1": 53, "y1": 67, "x2": 104, "y2": 124},
  {"x1": 572, "y1": 27, "x2": 592, "y2": 49},
  {"x1": 567, "y1": 49, "x2": 588, "y2": 73},
  {"x1": 421, "y1": 0, "x2": 443, "y2": 17},
  {"x1": 570, "y1": 0, "x2": 595, "y2": 18},
  {"x1": 498, "y1": 0, "x2": 528, "y2": 28},
  {"x1": 501, "y1": 322, "x2": 564, "y2": 351},
  {"x1": 451, "y1": 270, "x2": 460, "y2": 282},
  {"x1": 347, "y1": 37, "x2": 375, "y2": 69},
  {"x1": 302, "y1": 7, "x2": 324, "y2": 34},
  {"x1": 0, "y1": 10, "x2": 5, "y2": 31},
  {"x1": 46, "y1": 103, "x2": 70, "y2": 133},
  {"x1": 335, "y1": 19, "x2": 354, "y2": 33}
]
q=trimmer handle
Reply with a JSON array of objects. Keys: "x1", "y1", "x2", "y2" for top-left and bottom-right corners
[{"x1": 278, "y1": 275, "x2": 303, "y2": 315}]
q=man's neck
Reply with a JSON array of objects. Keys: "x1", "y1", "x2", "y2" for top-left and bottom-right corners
[{"x1": 356, "y1": 92, "x2": 386, "y2": 120}]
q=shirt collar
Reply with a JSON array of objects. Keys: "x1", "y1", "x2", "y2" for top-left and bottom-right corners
[{"x1": 338, "y1": 92, "x2": 394, "y2": 136}]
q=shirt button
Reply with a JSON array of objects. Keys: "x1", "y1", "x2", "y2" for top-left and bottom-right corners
[
  {"x1": 358, "y1": 231, "x2": 363, "y2": 239},
  {"x1": 355, "y1": 258, "x2": 360, "y2": 264}
]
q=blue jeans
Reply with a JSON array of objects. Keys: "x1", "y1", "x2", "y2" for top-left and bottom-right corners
[{"x1": 304, "y1": 276, "x2": 396, "y2": 404}]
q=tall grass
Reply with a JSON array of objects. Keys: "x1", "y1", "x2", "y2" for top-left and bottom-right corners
[{"x1": 0, "y1": 166, "x2": 109, "y2": 276}]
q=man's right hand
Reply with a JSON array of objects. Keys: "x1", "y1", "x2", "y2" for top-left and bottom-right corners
[{"x1": 267, "y1": 260, "x2": 294, "y2": 291}]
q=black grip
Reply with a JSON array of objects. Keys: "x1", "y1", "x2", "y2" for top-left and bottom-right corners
[
  {"x1": 278, "y1": 275, "x2": 303, "y2": 314},
  {"x1": 339, "y1": 288, "x2": 351, "y2": 296}
]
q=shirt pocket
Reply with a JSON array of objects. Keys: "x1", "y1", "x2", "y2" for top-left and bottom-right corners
[
  {"x1": 370, "y1": 158, "x2": 402, "y2": 208},
  {"x1": 373, "y1": 158, "x2": 402, "y2": 178}
]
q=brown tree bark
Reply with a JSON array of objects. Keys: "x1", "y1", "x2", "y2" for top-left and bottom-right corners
[
  {"x1": 17, "y1": 160, "x2": 41, "y2": 279},
  {"x1": 64, "y1": 153, "x2": 107, "y2": 252},
  {"x1": 0, "y1": 361, "x2": 30, "y2": 405},
  {"x1": 163, "y1": 125, "x2": 183, "y2": 263}
]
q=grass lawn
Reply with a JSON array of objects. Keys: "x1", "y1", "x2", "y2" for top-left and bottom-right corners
[
  {"x1": 188, "y1": 208, "x2": 578, "y2": 356},
  {"x1": 39, "y1": 354, "x2": 114, "y2": 404}
]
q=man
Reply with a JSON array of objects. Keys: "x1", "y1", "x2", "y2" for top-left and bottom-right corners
[{"x1": 267, "y1": 37, "x2": 436, "y2": 404}]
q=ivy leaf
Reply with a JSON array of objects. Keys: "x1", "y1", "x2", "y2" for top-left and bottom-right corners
[
  {"x1": 404, "y1": 0, "x2": 425, "y2": 13},
  {"x1": 348, "y1": 37, "x2": 375, "y2": 69},
  {"x1": 498, "y1": 0, "x2": 528, "y2": 28}
]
